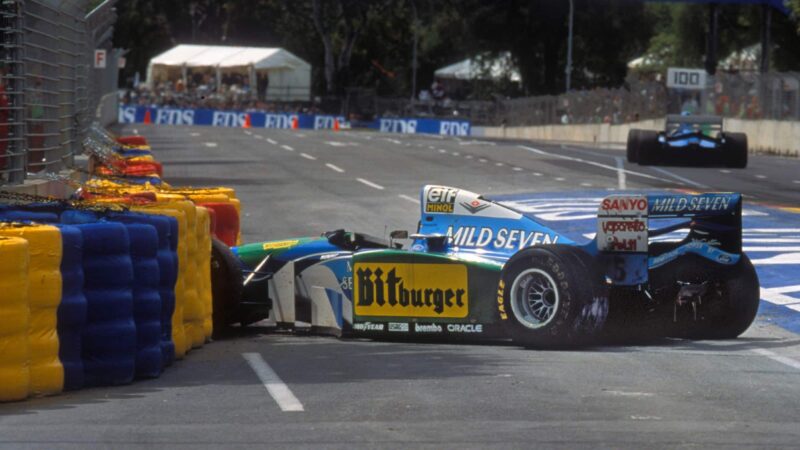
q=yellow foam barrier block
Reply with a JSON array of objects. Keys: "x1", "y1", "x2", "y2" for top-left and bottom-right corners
[
  {"x1": 0, "y1": 224, "x2": 63, "y2": 396},
  {"x1": 195, "y1": 207, "x2": 213, "y2": 341},
  {"x1": 0, "y1": 236, "x2": 31, "y2": 402},
  {"x1": 132, "y1": 205, "x2": 189, "y2": 359},
  {"x1": 154, "y1": 194, "x2": 203, "y2": 349}
]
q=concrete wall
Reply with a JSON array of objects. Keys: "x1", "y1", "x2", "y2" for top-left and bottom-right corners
[{"x1": 476, "y1": 118, "x2": 800, "y2": 156}]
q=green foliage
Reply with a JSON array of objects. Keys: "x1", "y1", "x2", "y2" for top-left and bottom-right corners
[{"x1": 112, "y1": 0, "x2": 800, "y2": 97}]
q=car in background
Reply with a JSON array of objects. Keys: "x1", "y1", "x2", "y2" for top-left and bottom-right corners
[{"x1": 627, "y1": 114, "x2": 748, "y2": 168}]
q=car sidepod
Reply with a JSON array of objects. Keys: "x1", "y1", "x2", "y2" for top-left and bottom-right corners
[{"x1": 350, "y1": 249, "x2": 505, "y2": 339}]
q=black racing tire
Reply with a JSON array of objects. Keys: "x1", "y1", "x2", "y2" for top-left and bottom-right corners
[
  {"x1": 651, "y1": 254, "x2": 760, "y2": 340},
  {"x1": 636, "y1": 130, "x2": 661, "y2": 165},
  {"x1": 211, "y1": 237, "x2": 243, "y2": 338},
  {"x1": 626, "y1": 129, "x2": 641, "y2": 163},
  {"x1": 725, "y1": 132, "x2": 748, "y2": 169},
  {"x1": 499, "y1": 245, "x2": 608, "y2": 348}
]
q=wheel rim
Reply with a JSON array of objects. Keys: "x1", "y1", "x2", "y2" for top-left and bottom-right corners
[{"x1": 509, "y1": 268, "x2": 560, "y2": 329}]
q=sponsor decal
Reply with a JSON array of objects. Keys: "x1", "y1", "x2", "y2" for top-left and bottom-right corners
[
  {"x1": 650, "y1": 195, "x2": 734, "y2": 214},
  {"x1": 352, "y1": 322, "x2": 385, "y2": 331},
  {"x1": 262, "y1": 239, "x2": 299, "y2": 250},
  {"x1": 601, "y1": 220, "x2": 646, "y2": 233},
  {"x1": 606, "y1": 236, "x2": 640, "y2": 252},
  {"x1": 425, "y1": 187, "x2": 459, "y2": 213},
  {"x1": 599, "y1": 196, "x2": 648, "y2": 216},
  {"x1": 447, "y1": 324, "x2": 483, "y2": 333},
  {"x1": 496, "y1": 280, "x2": 507, "y2": 320},
  {"x1": 212, "y1": 111, "x2": 248, "y2": 127},
  {"x1": 354, "y1": 263, "x2": 468, "y2": 318},
  {"x1": 439, "y1": 121, "x2": 470, "y2": 136},
  {"x1": 460, "y1": 200, "x2": 491, "y2": 215},
  {"x1": 388, "y1": 322, "x2": 409, "y2": 332},
  {"x1": 154, "y1": 108, "x2": 195, "y2": 125},
  {"x1": 446, "y1": 226, "x2": 559, "y2": 250},
  {"x1": 414, "y1": 323, "x2": 442, "y2": 333},
  {"x1": 597, "y1": 216, "x2": 648, "y2": 253},
  {"x1": 379, "y1": 118, "x2": 418, "y2": 134}
]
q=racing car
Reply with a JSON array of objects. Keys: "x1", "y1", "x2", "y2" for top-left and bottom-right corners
[
  {"x1": 210, "y1": 185, "x2": 760, "y2": 347},
  {"x1": 627, "y1": 114, "x2": 748, "y2": 168}
]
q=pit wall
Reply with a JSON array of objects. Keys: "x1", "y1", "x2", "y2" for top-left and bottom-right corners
[{"x1": 475, "y1": 118, "x2": 800, "y2": 157}]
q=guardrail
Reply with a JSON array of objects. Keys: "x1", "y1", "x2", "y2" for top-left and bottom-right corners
[{"x1": 0, "y1": 0, "x2": 117, "y2": 188}]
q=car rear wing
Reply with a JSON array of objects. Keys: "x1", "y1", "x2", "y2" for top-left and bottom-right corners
[
  {"x1": 665, "y1": 114, "x2": 723, "y2": 126},
  {"x1": 596, "y1": 193, "x2": 742, "y2": 285}
]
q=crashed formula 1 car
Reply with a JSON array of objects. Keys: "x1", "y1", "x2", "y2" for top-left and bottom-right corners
[
  {"x1": 210, "y1": 185, "x2": 760, "y2": 347},
  {"x1": 627, "y1": 114, "x2": 748, "y2": 168}
]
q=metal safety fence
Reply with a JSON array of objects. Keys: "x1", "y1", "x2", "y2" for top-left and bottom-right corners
[
  {"x1": 0, "y1": 0, "x2": 116, "y2": 187},
  {"x1": 364, "y1": 72, "x2": 800, "y2": 127}
]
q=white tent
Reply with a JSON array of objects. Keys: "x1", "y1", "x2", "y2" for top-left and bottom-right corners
[
  {"x1": 146, "y1": 44, "x2": 311, "y2": 101},
  {"x1": 434, "y1": 52, "x2": 521, "y2": 82}
]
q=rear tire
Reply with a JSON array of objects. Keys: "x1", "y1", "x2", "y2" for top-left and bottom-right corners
[
  {"x1": 211, "y1": 238, "x2": 243, "y2": 338},
  {"x1": 636, "y1": 130, "x2": 661, "y2": 165},
  {"x1": 725, "y1": 132, "x2": 748, "y2": 169},
  {"x1": 626, "y1": 129, "x2": 641, "y2": 163},
  {"x1": 651, "y1": 254, "x2": 759, "y2": 340},
  {"x1": 499, "y1": 245, "x2": 608, "y2": 348}
]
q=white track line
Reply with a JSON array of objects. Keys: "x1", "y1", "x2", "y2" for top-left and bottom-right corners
[
  {"x1": 513, "y1": 167, "x2": 523, "y2": 171},
  {"x1": 398, "y1": 194, "x2": 420, "y2": 204},
  {"x1": 281, "y1": 145, "x2": 294, "y2": 152},
  {"x1": 254, "y1": 134, "x2": 263, "y2": 140},
  {"x1": 614, "y1": 156, "x2": 627, "y2": 189},
  {"x1": 242, "y1": 353, "x2": 304, "y2": 412},
  {"x1": 752, "y1": 348, "x2": 800, "y2": 371},
  {"x1": 520, "y1": 145, "x2": 674, "y2": 184},
  {"x1": 267, "y1": 138, "x2": 277, "y2": 145},
  {"x1": 649, "y1": 166, "x2": 709, "y2": 188},
  {"x1": 755, "y1": 174, "x2": 767, "y2": 179},
  {"x1": 325, "y1": 163, "x2": 345, "y2": 173},
  {"x1": 357, "y1": 178, "x2": 384, "y2": 190},
  {"x1": 300, "y1": 152, "x2": 317, "y2": 160},
  {"x1": 244, "y1": 130, "x2": 252, "y2": 135},
  {"x1": 204, "y1": 142, "x2": 218, "y2": 148}
]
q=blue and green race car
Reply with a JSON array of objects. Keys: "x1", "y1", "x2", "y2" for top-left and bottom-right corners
[
  {"x1": 210, "y1": 185, "x2": 760, "y2": 347},
  {"x1": 627, "y1": 114, "x2": 748, "y2": 168}
]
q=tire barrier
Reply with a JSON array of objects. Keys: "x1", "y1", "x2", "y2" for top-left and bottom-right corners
[
  {"x1": 0, "y1": 236, "x2": 31, "y2": 402},
  {"x1": 106, "y1": 212, "x2": 177, "y2": 368},
  {"x1": 132, "y1": 203, "x2": 190, "y2": 358},
  {"x1": 57, "y1": 225, "x2": 87, "y2": 391},
  {"x1": 78, "y1": 222, "x2": 137, "y2": 387},
  {"x1": 0, "y1": 127, "x2": 243, "y2": 402},
  {"x1": 0, "y1": 224, "x2": 64, "y2": 396},
  {"x1": 116, "y1": 135, "x2": 149, "y2": 146},
  {"x1": 197, "y1": 202, "x2": 239, "y2": 247},
  {"x1": 125, "y1": 223, "x2": 163, "y2": 379}
]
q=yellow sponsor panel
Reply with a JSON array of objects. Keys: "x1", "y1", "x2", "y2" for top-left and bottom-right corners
[
  {"x1": 262, "y1": 240, "x2": 299, "y2": 251},
  {"x1": 354, "y1": 263, "x2": 468, "y2": 318}
]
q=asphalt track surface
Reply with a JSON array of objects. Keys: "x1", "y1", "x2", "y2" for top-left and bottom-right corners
[{"x1": 2, "y1": 125, "x2": 800, "y2": 449}]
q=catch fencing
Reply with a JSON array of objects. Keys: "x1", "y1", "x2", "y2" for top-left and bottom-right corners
[
  {"x1": 365, "y1": 72, "x2": 800, "y2": 128},
  {"x1": 0, "y1": 0, "x2": 117, "y2": 187}
]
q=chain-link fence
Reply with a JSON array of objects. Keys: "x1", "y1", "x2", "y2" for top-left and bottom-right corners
[
  {"x1": 0, "y1": 0, "x2": 116, "y2": 187},
  {"x1": 362, "y1": 71, "x2": 800, "y2": 128}
]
